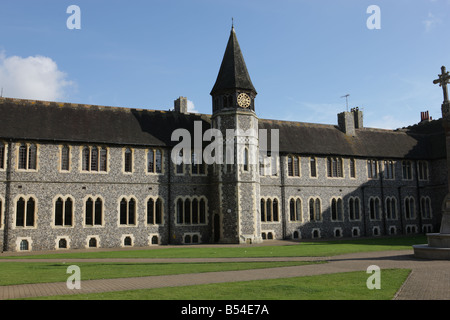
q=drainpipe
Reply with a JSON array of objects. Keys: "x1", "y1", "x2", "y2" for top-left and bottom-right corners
[
  {"x1": 414, "y1": 160, "x2": 423, "y2": 233},
  {"x1": 2, "y1": 140, "x2": 12, "y2": 252},
  {"x1": 280, "y1": 154, "x2": 287, "y2": 239},
  {"x1": 167, "y1": 149, "x2": 172, "y2": 245}
]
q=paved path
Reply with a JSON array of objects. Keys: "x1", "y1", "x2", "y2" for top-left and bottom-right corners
[{"x1": 0, "y1": 249, "x2": 449, "y2": 300}]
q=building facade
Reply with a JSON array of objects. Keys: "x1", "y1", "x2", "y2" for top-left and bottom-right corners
[{"x1": 0, "y1": 27, "x2": 447, "y2": 252}]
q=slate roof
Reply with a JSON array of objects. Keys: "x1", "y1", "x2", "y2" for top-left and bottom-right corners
[
  {"x1": 210, "y1": 27, "x2": 257, "y2": 96},
  {"x1": 0, "y1": 98, "x2": 211, "y2": 147},
  {"x1": 0, "y1": 97, "x2": 445, "y2": 160},
  {"x1": 258, "y1": 118, "x2": 445, "y2": 160}
]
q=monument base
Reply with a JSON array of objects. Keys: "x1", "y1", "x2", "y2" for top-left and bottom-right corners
[{"x1": 413, "y1": 233, "x2": 450, "y2": 260}]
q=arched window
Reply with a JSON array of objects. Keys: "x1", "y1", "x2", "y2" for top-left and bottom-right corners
[
  {"x1": 420, "y1": 196, "x2": 432, "y2": 219},
  {"x1": 261, "y1": 199, "x2": 266, "y2": 222},
  {"x1": 124, "y1": 148, "x2": 132, "y2": 173},
  {"x1": 88, "y1": 237, "x2": 97, "y2": 248},
  {"x1": 124, "y1": 236, "x2": 132, "y2": 246},
  {"x1": 18, "y1": 144, "x2": 27, "y2": 169},
  {"x1": 386, "y1": 197, "x2": 397, "y2": 220},
  {"x1": 61, "y1": 145, "x2": 70, "y2": 171},
  {"x1": 349, "y1": 197, "x2": 361, "y2": 220},
  {"x1": 20, "y1": 239, "x2": 29, "y2": 251},
  {"x1": 119, "y1": 197, "x2": 136, "y2": 225},
  {"x1": 404, "y1": 197, "x2": 415, "y2": 219},
  {"x1": 369, "y1": 197, "x2": 381, "y2": 220},
  {"x1": 289, "y1": 198, "x2": 302, "y2": 222},
  {"x1": 58, "y1": 238, "x2": 67, "y2": 249},
  {"x1": 16, "y1": 197, "x2": 36, "y2": 227},
  {"x1": 176, "y1": 199, "x2": 183, "y2": 224},
  {"x1": 54, "y1": 197, "x2": 73, "y2": 227},
  {"x1": 309, "y1": 198, "x2": 321, "y2": 221}
]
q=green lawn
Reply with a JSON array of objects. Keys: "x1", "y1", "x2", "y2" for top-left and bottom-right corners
[
  {"x1": 0, "y1": 261, "x2": 320, "y2": 286},
  {"x1": 1, "y1": 235, "x2": 426, "y2": 260},
  {"x1": 30, "y1": 269, "x2": 411, "y2": 300}
]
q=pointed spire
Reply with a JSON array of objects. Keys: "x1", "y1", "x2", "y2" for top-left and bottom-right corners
[{"x1": 210, "y1": 26, "x2": 256, "y2": 96}]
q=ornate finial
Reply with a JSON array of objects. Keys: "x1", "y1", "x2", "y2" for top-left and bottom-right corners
[
  {"x1": 433, "y1": 65, "x2": 450, "y2": 104},
  {"x1": 231, "y1": 17, "x2": 235, "y2": 32}
]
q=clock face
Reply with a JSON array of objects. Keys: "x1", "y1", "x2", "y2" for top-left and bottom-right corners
[{"x1": 237, "y1": 93, "x2": 251, "y2": 108}]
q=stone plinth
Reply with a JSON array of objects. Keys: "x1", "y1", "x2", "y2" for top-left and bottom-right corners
[{"x1": 413, "y1": 234, "x2": 450, "y2": 260}]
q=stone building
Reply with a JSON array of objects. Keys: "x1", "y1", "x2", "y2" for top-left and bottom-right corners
[{"x1": 0, "y1": 27, "x2": 447, "y2": 252}]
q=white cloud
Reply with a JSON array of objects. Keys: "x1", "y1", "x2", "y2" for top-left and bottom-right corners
[
  {"x1": 0, "y1": 51, "x2": 73, "y2": 101},
  {"x1": 423, "y1": 12, "x2": 442, "y2": 32},
  {"x1": 187, "y1": 99, "x2": 199, "y2": 113}
]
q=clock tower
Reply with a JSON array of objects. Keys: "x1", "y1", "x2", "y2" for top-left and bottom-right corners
[{"x1": 209, "y1": 26, "x2": 262, "y2": 244}]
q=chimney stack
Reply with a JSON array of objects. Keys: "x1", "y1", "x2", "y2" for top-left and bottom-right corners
[
  {"x1": 420, "y1": 111, "x2": 431, "y2": 122},
  {"x1": 174, "y1": 96, "x2": 188, "y2": 114}
]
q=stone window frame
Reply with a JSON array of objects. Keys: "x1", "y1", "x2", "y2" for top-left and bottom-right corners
[
  {"x1": 401, "y1": 160, "x2": 413, "y2": 180},
  {"x1": 16, "y1": 142, "x2": 39, "y2": 172},
  {"x1": 148, "y1": 234, "x2": 160, "y2": 246},
  {"x1": 368, "y1": 196, "x2": 381, "y2": 221},
  {"x1": 174, "y1": 149, "x2": 185, "y2": 176},
  {"x1": 417, "y1": 160, "x2": 429, "y2": 181},
  {"x1": 261, "y1": 231, "x2": 275, "y2": 240},
  {"x1": 85, "y1": 235, "x2": 100, "y2": 249},
  {"x1": 59, "y1": 144, "x2": 71, "y2": 173},
  {"x1": 309, "y1": 156, "x2": 318, "y2": 178},
  {"x1": 326, "y1": 156, "x2": 344, "y2": 179},
  {"x1": 351, "y1": 227, "x2": 360, "y2": 237},
  {"x1": 330, "y1": 196, "x2": 344, "y2": 222},
  {"x1": 16, "y1": 237, "x2": 33, "y2": 252},
  {"x1": 348, "y1": 196, "x2": 361, "y2": 221},
  {"x1": 146, "y1": 148, "x2": 164, "y2": 175},
  {"x1": 311, "y1": 228, "x2": 321, "y2": 239},
  {"x1": 366, "y1": 159, "x2": 378, "y2": 180},
  {"x1": 0, "y1": 141, "x2": 7, "y2": 171},
  {"x1": 121, "y1": 234, "x2": 135, "y2": 247},
  {"x1": 122, "y1": 147, "x2": 134, "y2": 174},
  {"x1": 287, "y1": 155, "x2": 301, "y2": 177},
  {"x1": 145, "y1": 196, "x2": 164, "y2": 226},
  {"x1": 383, "y1": 159, "x2": 395, "y2": 180},
  {"x1": 83, "y1": 195, "x2": 105, "y2": 228},
  {"x1": 389, "y1": 226, "x2": 397, "y2": 235},
  {"x1": 308, "y1": 197, "x2": 322, "y2": 222},
  {"x1": 190, "y1": 149, "x2": 207, "y2": 176},
  {"x1": 385, "y1": 196, "x2": 398, "y2": 220},
  {"x1": 260, "y1": 197, "x2": 280, "y2": 223},
  {"x1": 333, "y1": 227, "x2": 343, "y2": 238},
  {"x1": 183, "y1": 232, "x2": 201, "y2": 244},
  {"x1": 52, "y1": 195, "x2": 75, "y2": 228},
  {"x1": 117, "y1": 196, "x2": 138, "y2": 227},
  {"x1": 288, "y1": 197, "x2": 302, "y2": 222},
  {"x1": 13, "y1": 194, "x2": 38, "y2": 229},
  {"x1": 80, "y1": 145, "x2": 109, "y2": 174},
  {"x1": 372, "y1": 226, "x2": 381, "y2": 236},
  {"x1": 420, "y1": 196, "x2": 433, "y2": 219},
  {"x1": 174, "y1": 196, "x2": 208, "y2": 226},
  {"x1": 55, "y1": 236, "x2": 71, "y2": 250},
  {"x1": 404, "y1": 196, "x2": 416, "y2": 220},
  {"x1": 348, "y1": 158, "x2": 356, "y2": 179}
]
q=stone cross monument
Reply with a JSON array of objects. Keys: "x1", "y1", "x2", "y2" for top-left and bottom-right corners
[{"x1": 414, "y1": 66, "x2": 450, "y2": 259}]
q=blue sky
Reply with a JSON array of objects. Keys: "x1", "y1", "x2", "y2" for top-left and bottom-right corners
[{"x1": 0, "y1": 0, "x2": 449, "y2": 129}]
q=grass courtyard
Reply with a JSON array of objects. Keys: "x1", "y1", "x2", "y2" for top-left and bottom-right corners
[{"x1": 0, "y1": 235, "x2": 425, "y2": 300}]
